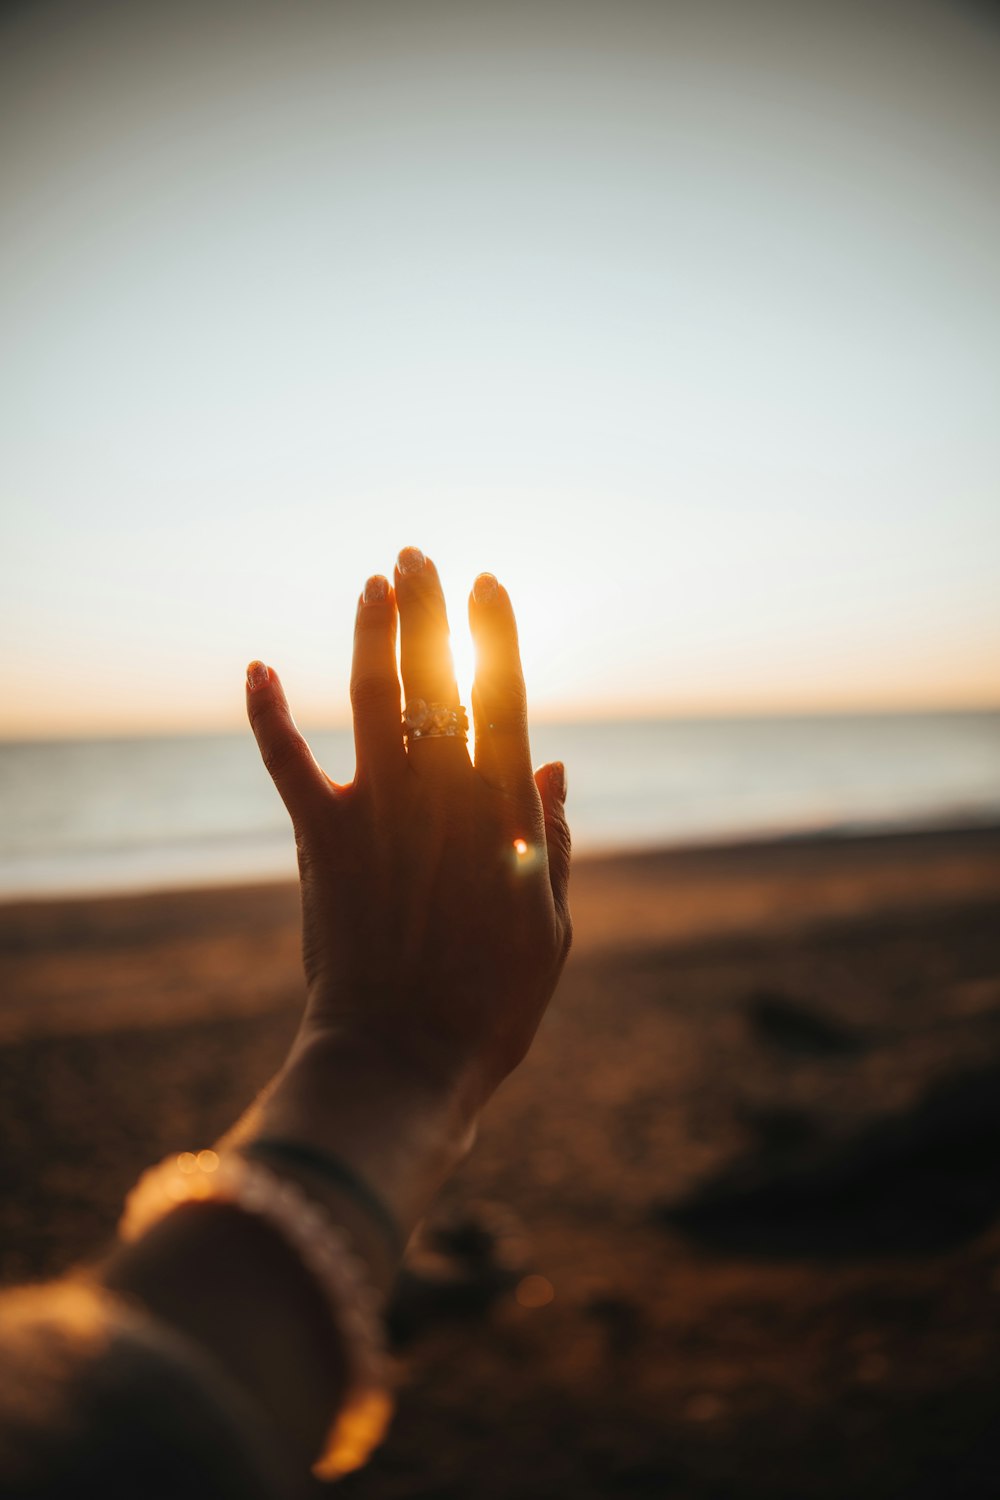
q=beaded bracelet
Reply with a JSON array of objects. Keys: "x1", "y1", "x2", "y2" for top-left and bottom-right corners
[
  {"x1": 244, "y1": 1137, "x2": 405, "y2": 1262},
  {"x1": 118, "y1": 1149, "x2": 394, "y2": 1481}
]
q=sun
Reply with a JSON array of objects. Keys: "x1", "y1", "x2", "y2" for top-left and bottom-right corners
[
  {"x1": 442, "y1": 577, "x2": 564, "y2": 726},
  {"x1": 448, "y1": 623, "x2": 478, "y2": 712}
]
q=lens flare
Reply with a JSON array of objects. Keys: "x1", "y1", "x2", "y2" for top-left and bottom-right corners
[{"x1": 516, "y1": 1274, "x2": 554, "y2": 1309}]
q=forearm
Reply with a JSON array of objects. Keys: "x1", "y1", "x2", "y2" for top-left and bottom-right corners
[
  {"x1": 101, "y1": 1026, "x2": 478, "y2": 1485},
  {"x1": 103, "y1": 1201, "x2": 344, "y2": 1483}
]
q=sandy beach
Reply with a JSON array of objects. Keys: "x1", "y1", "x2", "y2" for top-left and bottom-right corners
[{"x1": 2, "y1": 825, "x2": 1000, "y2": 1498}]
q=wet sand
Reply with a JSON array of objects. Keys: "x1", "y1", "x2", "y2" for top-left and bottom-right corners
[{"x1": 2, "y1": 825, "x2": 1000, "y2": 1498}]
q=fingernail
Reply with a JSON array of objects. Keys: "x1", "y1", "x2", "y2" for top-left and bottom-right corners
[
  {"x1": 397, "y1": 546, "x2": 425, "y2": 575},
  {"x1": 473, "y1": 572, "x2": 499, "y2": 603},
  {"x1": 550, "y1": 761, "x2": 567, "y2": 800},
  {"x1": 246, "y1": 660, "x2": 269, "y2": 692},
  {"x1": 364, "y1": 574, "x2": 388, "y2": 604}
]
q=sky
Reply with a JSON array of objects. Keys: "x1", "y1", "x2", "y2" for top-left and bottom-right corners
[{"x1": 2, "y1": 0, "x2": 998, "y2": 738}]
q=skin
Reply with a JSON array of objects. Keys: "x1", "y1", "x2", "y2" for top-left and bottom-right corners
[
  {"x1": 249, "y1": 551, "x2": 571, "y2": 1094},
  {"x1": 103, "y1": 549, "x2": 572, "y2": 1490}
]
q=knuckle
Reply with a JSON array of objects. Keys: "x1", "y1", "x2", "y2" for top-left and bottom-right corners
[
  {"x1": 482, "y1": 672, "x2": 527, "y2": 730},
  {"x1": 546, "y1": 806, "x2": 572, "y2": 851},
  {"x1": 355, "y1": 605, "x2": 393, "y2": 634},
  {"x1": 261, "y1": 733, "x2": 310, "y2": 783},
  {"x1": 350, "y1": 674, "x2": 400, "y2": 716},
  {"x1": 293, "y1": 825, "x2": 312, "y2": 867},
  {"x1": 248, "y1": 698, "x2": 278, "y2": 735},
  {"x1": 294, "y1": 825, "x2": 329, "y2": 876}
]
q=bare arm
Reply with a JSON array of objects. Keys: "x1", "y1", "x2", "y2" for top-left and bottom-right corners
[{"x1": 94, "y1": 549, "x2": 571, "y2": 1489}]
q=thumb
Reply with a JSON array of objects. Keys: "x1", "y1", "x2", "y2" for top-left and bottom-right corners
[
  {"x1": 535, "y1": 761, "x2": 572, "y2": 937},
  {"x1": 245, "y1": 661, "x2": 327, "y2": 826}
]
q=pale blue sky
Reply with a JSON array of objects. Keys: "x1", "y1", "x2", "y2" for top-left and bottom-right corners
[{"x1": 2, "y1": 0, "x2": 998, "y2": 735}]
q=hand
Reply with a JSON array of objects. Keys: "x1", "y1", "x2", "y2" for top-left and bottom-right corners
[{"x1": 245, "y1": 548, "x2": 571, "y2": 1126}]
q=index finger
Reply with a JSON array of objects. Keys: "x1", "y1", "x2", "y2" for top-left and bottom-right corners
[{"x1": 468, "y1": 572, "x2": 533, "y2": 793}]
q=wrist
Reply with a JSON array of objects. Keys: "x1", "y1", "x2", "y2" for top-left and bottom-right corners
[{"x1": 231, "y1": 1026, "x2": 479, "y2": 1251}]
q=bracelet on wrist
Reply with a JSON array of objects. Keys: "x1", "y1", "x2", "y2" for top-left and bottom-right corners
[{"x1": 243, "y1": 1137, "x2": 406, "y2": 1263}]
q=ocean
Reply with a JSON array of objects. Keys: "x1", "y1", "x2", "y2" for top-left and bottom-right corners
[{"x1": 1, "y1": 711, "x2": 998, "y2": 900}]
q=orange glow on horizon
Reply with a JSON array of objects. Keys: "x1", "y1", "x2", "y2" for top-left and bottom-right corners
[{"x1": 3, "y1": 665, "x2": 999, "y2": 742}]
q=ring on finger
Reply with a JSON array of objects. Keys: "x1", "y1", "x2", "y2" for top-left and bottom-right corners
[{"x1": 403, "y1": 699, "x2": 469, "y2": 745}]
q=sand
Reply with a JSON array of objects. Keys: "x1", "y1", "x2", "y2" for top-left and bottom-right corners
[{"x1": 2, "y1": 825, "x2": 1000, "y2": 1498}]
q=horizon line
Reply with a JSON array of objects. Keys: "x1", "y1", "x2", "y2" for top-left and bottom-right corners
[{"x1": 2, "y1": 697, "x2": 999, "y2": 746}]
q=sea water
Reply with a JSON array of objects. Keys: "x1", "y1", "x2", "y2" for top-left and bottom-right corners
[{"x1": 1, "y1": 711, "x2": 998, "y2": 899}]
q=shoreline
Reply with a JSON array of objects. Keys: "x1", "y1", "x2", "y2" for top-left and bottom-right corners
[
  {"x1": 2, "y1": 821, "x2": 999, "y2": 1044},
  {"x1": 3, "y1": 813, "x2": 1000, "y2": 910}
]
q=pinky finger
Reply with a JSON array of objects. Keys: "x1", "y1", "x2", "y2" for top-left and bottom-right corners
[{"x1": 245, "y1": 661, "x2": 329, "y2": 827}]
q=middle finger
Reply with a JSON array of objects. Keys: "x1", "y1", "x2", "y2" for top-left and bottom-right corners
[{"x1": 394, "y1": 547, "x2": 463, "y2": 735}]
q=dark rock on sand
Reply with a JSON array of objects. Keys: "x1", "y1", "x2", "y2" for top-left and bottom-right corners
[
  {"x1": 656, "y1": 1060, "x2": 1000, "y2": 1258},
  {"x1": 745, "y1": 989, "x2": 866, "y2": 1056},
  {"x1": 388, "y1": 1204, "x2": 528, "y2": 1347},
  {"x1": 583, "y1": 1294, "x2": 644, "y2": 1358},
  {"x1": 739, "y1": 1105, "x2": 823, "y2": 1152}
]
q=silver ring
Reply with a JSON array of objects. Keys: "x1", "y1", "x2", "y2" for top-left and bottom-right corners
[{"x1": 402, "y1": 699, "x2": 469, "y2": 744}]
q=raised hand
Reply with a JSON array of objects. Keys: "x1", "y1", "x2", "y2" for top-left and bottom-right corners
[{"x1": 244, "y1": 547, "x2": 571, "y2": 1136}]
